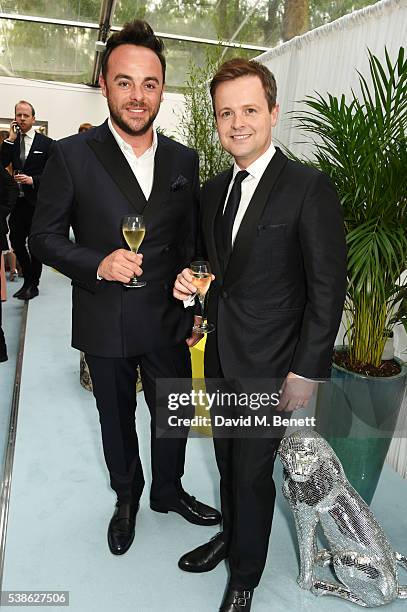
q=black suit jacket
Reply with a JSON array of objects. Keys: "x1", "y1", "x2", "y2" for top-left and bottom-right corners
[
  {"x1": 29, "y1": 121, "x2": 199, "y2": 357},
  {"x1": 1, "y1": 132, "x2": 53, "y2": 204},
  {"x1": 0, "y1": 167, "x2": 18, "y2": 251},
  {"x1": 202, "y1": 148, "x2": 347, "y2": 381}
]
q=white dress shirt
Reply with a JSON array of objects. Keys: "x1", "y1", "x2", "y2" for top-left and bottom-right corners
[
  {"x1": 20, "y1": 127, "x2": 36, "y2": 159},
  {"x1": 224, "y1": 142, "x2": 276, "y2": 246},
  {"x1": 108, "y1": 118, "x2": 157, "y2": 200}
]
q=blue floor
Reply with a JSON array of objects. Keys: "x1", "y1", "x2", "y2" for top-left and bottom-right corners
[{"x1": 1, "y1": 267, "x2": 407, "y2": 611}]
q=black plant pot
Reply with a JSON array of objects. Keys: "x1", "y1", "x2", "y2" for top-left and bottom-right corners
[{"x1": 315, "y1": 347, "x2": 407, "y2": 504}]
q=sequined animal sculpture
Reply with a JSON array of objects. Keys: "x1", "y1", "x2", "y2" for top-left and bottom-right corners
[{"x1": 278, "y1": 430, "x2": 407, "y2": 607}]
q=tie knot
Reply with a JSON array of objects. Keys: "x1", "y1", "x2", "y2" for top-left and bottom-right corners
[{"x1": 234, "y1": 170, "x2": 249, "y2": 186}]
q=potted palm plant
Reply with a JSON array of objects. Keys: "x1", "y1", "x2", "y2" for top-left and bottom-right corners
[{"x1": 293, "y1": 47, "x2": 407, "y2": 503}]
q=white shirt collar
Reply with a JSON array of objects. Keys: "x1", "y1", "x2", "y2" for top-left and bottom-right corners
[
  {"x1": 108, "y1": 117, "x2": 157, "y2": 159},
  {"x1": 22, "y1": 127, "x2": 36, "y2": 140},
  {"x1": 232, "y1": 141, "x2": 276, "y2": 181}
]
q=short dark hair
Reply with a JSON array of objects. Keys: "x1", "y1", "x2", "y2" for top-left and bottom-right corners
[
  {"x1": 15, "y1": 100, "x2": 35, "y2": 117},
  {"x1": 101, "y1": 20, "x2": 166, "y2": 82},
  {"x1": 210, "y1": 58, "x2": 277, "y2": 114}
]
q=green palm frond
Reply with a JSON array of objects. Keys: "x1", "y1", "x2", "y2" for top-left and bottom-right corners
[{"x1": 292, "y1": 47, "x2": 407, "y2": 368}]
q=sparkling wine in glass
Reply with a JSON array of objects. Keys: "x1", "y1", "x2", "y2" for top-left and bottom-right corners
[
  {"x1": 122, "y1": 215, "x2": 146, "y2": 288},
  {"x1": 13, "y1": 168, "x2": 23, "y2": 195},
  {"x1": 191, "y1": 260, "x2": 214, "y2": 334}
]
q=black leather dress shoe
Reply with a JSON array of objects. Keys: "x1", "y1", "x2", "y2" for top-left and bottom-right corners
[
  {"x1": 17, "y1": 286, "x2": 39, "y2": 300},
  {"x1": 150, "y1": 492, "x2": 221, "y2": 526},
  {"x1": 178, "y1": 532, "x2": 227, "y2": 572},
  {"x1": 220, "y1": 586, "x2": 254, "y2": 611},
  {"x1": 13, "y1": 284, "x2": 29, "y2": 298},
  {"x1": 107, "y1": 501, "x2": 139, "y2": 555}
]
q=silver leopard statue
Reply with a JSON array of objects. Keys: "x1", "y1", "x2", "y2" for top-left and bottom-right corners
[{"x1": 278, "y1": 430, "x2": 407, "y2": 607}]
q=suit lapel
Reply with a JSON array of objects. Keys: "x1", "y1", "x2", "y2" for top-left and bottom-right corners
[
  {"x1": 224, "y1": 148, "x2": 288, "y2": 287},
  {"x1": 87, "y1": 121, "x2": 147, "y2": 214},
  {"x1": 205, "y1": 168, "x2": 233, "y2": 284},
  {"x1": 13, "y1": 137, "x2": 21, "y2": 170},
  {"x1": 142, "y1": 134, "x2": 172, "y2": 223}
]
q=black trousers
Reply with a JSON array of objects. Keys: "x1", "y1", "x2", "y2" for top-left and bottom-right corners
[
  {"x1": 9, "y1": 197, "x2": 42, "y2": 286},
  {"x1": 206, "y1": 352, "x2": 285, "y2": 590},
  {"x1": 213, "y1": 433, "x2": 282, "y2": 589},
  {"x1": 85, "y1": 341, "x2": 191, "y2": 504}
]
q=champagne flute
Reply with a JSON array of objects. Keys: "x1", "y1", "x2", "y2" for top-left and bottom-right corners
[
  {"x1": 190, "y1": 260, "x2": 215, "y2": 334},
  {"x1": 121, "y1": 215, "x2": 146, "y2": 288},
  {"x1": 13, "y1": 168, "x2": 23, "y2": 195}
]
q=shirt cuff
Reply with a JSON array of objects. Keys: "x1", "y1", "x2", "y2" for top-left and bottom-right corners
[
  {"x1": 291, "y1": 372, "x2": 322, "y2": 383},
  {"x1": 183, "y1": 294, "x2": 196, "y2": 308}
]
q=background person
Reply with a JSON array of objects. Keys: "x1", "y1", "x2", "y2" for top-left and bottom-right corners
[
  {"x1": 78, "y1": 122, "x2": 93, "y2": 133},
  {"x1": 1, "y1": 100, "x2": 53, "y2": 300}
]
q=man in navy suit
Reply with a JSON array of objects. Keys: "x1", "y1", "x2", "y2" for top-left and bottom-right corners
[
  {"x1": 30, "y1": 20, "x2": 220, "y2": 556},
  {"x1": 1, "y1": 100, "x2": 53, "y2": 300},
  {"x1": 174, "y1": 58, "x2": 347, "y2": 611}
]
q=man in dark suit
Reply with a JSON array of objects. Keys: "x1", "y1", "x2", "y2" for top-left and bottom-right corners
[
  {"x1": 1, "y1": 100, "x2": 53, "y2": 300},
  {"x1": 174, "y1": 58, "x2": 347, "y2": 611},
  {"x1": 30, "y1": 20, "x2": 220, "y2": 556}
]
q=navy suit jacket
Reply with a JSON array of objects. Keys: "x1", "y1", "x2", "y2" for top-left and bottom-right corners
[
  {"x1": 1, "y1": 131, "x2": 53, "y2": 204},
  {"x1": 202, "y1": 148, "x2": 348, "y2": 381},
  {"x1": 29, "y1": 121, "x2": 199, "y2": 357}
]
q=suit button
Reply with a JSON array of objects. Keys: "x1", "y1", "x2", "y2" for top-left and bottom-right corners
[
  {"x1": 222, "y1": 290, "x2": 228, "y2": 299},
  {"x1": 163, "y1": 246, "x2": 170, "y2": 253}
]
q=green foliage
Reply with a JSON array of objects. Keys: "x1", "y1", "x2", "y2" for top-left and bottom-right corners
[
  {"x1": 176, "y1": 48, "x2": 232, "y2": 185},
  {"x1": 293, "y1": 47, "x2": 407, "y2": 369}
]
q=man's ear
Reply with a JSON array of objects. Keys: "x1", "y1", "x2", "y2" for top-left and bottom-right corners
[
  {"x1": 271, "y1": 103, "x2": 280, "y2": 127},
  {"x1": 99, "y1": 74, "x2": 107, "y2": 98}
]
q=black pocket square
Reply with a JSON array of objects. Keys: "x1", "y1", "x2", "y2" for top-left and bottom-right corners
[{"x1": 170, "y1": 175, "x2": 189, "y2": 191}]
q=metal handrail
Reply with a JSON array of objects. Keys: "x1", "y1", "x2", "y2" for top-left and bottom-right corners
[{"x1": 0, "y1": 301, "x2": 29, "y2": 591}]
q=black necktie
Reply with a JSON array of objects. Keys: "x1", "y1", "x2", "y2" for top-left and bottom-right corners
[
  {"x1": 19, "y1": 133, "x2": 26, "y2": 167},
  {"x1": 222, "y1": 170, "x2": 249, "y2": 261}
]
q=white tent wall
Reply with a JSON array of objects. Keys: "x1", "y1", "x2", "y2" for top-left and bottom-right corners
[
  {"x1": 257, "y1": 0, "x2": 406, "y2": 158},
  {"x1": 256, "y1": 0, "x2": 407, "y2": 155},
  {"x1": 0, "y1": 76, "x2": 185, "y2": 140},
  {"x1": 257, "y1": 0, "x2": 407, "y2": 478}
]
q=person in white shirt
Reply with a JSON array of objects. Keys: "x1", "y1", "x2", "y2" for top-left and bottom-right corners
[
  {"x1": 30, "y1": 20, "x2": 220, "y2": 560},
  {"x1": 173, "y1": 58, "x2": 347, "y2": 612}
]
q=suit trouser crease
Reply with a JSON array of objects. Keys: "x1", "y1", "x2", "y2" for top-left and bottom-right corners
[
  {"x1": 213, "y1": 427, "x2": 282, "y2": 589},
  {"x1": 85, "y1": 342, "x2": 191, "y2": 504}
]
